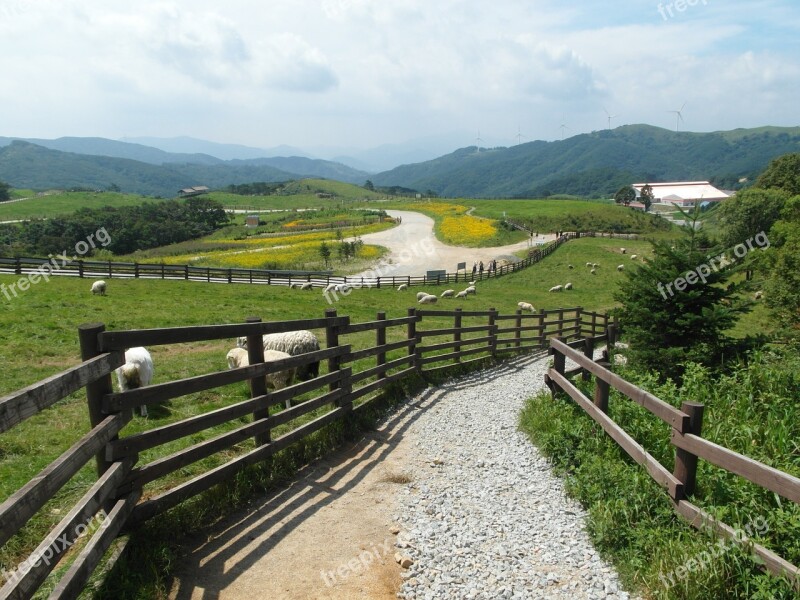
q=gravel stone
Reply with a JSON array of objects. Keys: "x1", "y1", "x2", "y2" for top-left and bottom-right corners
[{"x1": 393, "y1": 351, "x2": 639, "y2": 599}]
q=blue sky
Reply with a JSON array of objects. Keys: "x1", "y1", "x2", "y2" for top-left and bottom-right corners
[{"x1": 0, "y1": 0, "x2": 798, "y2": 155}]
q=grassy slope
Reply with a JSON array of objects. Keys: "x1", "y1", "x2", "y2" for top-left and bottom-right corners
[{"x1": 0, "y1": 191, "x2": 165, "y2": 221}]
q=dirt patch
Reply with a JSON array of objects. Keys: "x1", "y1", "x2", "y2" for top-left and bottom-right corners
[{"x1": 166, "y1": 399, "x2": 429, "y2": 600}]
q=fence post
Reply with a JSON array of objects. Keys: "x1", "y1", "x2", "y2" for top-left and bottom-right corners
[
  {"x1": 376, "y1": 311, "x2": 387, "y2": 380},
  {"x1": 488, "y1": 308, "x2": 498, "y2": 359},
  {"x1": 582, "y1": 336, "x2": 595, "y2": 382},
  {"x1": 407, "y1": 307, "x2": 419, "y2": 372},
  {"x1": 607, "y1": 323, "x2": 618, "y2": 348},
  {"x1": 206, "y1": 267, "x2": 211, "y2": 283},
  {"x1": 78, "y1": 260, "x2": 84, "y2": 278},
  {"x1": 515, "y1": 309, "x2": 522, "y2": 348},
  {"x1": 14, "y1": 257, "x2": 21, "y2": 275},
  {"x1": 245, "y1": 317, "x2": 270, "y2": 446},
  {"x1": 538, "y1": 308, "x2": 546, "y2": 347},
  {"x1": 546, "y1": 337, "x2": 566, "y2": 398},
  {"x1": 591, "y1": 311, "x2": 598, "y2": 336},
  {"x1": 134, "y1": 262, "x2": 139, "y2": 278},
  {"x1": 108, "y1": 261, "x2": 113, "y2": 278},
  {"x1": 574, "y1": 307, "x2": 583, "y2": 340},
  {"x1": 673, "y1": 402, "x2": 705, "y2": 498},
  {"x1": 453, "y1": 308, "x2": 463, "y2": 363},
  {"x1": 161, "y1": 264, "x2": 165, "y2": 279},
  {"x1": 325, "y1": 308, "x2": 342, "y2": 392},
  {"x1": 78, "y1": 323, "x2": 116, "y2": 477}
]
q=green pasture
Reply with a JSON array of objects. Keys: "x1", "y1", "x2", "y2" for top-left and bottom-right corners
[{"x1": 0, "y1": 191, "x2": 164, "y2": 221}]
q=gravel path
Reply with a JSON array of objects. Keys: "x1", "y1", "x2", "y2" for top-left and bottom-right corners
[{"x1": 392, "y1": 352, "x2": 636, "y2": 600}]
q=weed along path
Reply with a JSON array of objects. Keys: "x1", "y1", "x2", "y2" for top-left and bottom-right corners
[
  {"x1": 351, "y1": 210, "x2": 553, "y2": 278},
  {"x1": 167, "y1": 352, "x2": 636, "y2": 599}
]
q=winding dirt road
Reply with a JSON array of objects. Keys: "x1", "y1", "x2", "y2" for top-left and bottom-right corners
[{"x1": 352, "y1": 210, "x2": 554, "y2": 278}]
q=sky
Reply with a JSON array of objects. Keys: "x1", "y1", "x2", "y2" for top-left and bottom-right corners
[{"x1": 1, "y1": 0, "x2": 799, "y2": 154}]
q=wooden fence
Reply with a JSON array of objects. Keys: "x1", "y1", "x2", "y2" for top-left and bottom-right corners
[
  {"x1": 546, "y1": 337, "x2": 800, "y2": 587},
  {"x1": 0, "y1": 307, "x2": 611, "y2": 599},
  {"x1": 0, "y1": 232, "x2": 573, "y2": 290}
]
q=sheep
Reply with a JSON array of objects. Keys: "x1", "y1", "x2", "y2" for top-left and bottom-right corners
[
  {"x1": 468, "y1": 281, "x2": 476, "y2": 286},
  {"x1": 754, "y1": 291, "x2": 763, "y2": 300},
  {"x1": 585, "y1": 262, "x2": 592, "y2": 268},
  {"x1": 397, "y1": 283, "x2": 409, "y2": 291},
  {"x1": 564, "y1": 282, "x2": 573, "y2": 290},
  {"x1": 335, "y1": 283, "x2": 352, "y2": 293},
  {"x1": 455, "y1": 290, "x2": 468, "y2": 299},
  {"x1": 416, "y1": 291, "x2": 429, "y2": 301},
  {"x1": 593, "y1": 263, "x2": 599, "y2": 268},
  {"x1": 590, "y1": 268, "x2": 597, "y2": 275},
  {"x1": 324, "y1": 283, "x2": 337, "y2": 293},
  {"x1": 631, "y1": 254, "x2": 638, "y2": 260},
  {"x1": 440, "y1": 289, "x2": 455, "y2": 298},
  {"x1": 517, "y1": 301, "x2": 535, "y2": 312},
  {"x1": 115, "y1": 347, "x2": 154, "y2": 417},
  {"x1": 226, "y1": 347, "x2": 297, "y2": 407},
  {"x1": 300, "y1": 282, "x2": 313, "y2": 290},
  {"x1": 568, "y1": 264, "x2": 574, "y2": 269},
  {"x1": 548, "y1": 285, "x2": 563, "y2": 292},
  {"x1": 418, "y1": 294, "x2": 438, "y2": 304},
  {"x1": 620, "y1": 248, "x2": 626, "y2": 254},
  {"x1": 91, "y1": 280, "x2": 106, "y2": 296},
  {"x1": 289, "y1": 282, "x2": 302, "y2": 289},
  {"x1": 465, "y1": 286, "x2": 477, "y2": 295},
  {"x1": 617, "y1": 264, "x2": 625, "y2": 271},
  {"x1": 236, "y1": 330, "x2": 321, "y2": 381}
]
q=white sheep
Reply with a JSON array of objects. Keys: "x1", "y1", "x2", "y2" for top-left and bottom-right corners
[
  {"x1": 568, "y1": 264, "x2": 574, "y2": 269},
  {"x1": 416, "y1": 291, "x2": 429, "y2": 301},
  {"x1": 620, "y1": 248, "x2": 627, "y2": 254},
  {"x1": 465, "y1": 286, "x2": 477, "y2": 295},
  {"x1": 289, "y1": 282, "x2": 301, "y2": 289},
  {"x1": 468, "y1": 281, "x2": 476, "y2": 286},
  {"x1": 324, "y1": 283, "x2": 337, "y2": 293},
  {"x1": 440, "y1": 289, "x2": 455, "y2": 298},
  {"x1": 115, "y1": 347, "x2": 153, "y2": 417},
  {"x1": 226, "y1": 347, "x2": 297, "y2": 406},
  {"x1": 754, "y1": 291, "x2": 763, "y2": 300},
  {"x1": 548, "y1": 285, "x2": 563, "y2": 292},
  {"x1": 585, "y1": 262, "x2": 592, "y2": 268},
  {"x1": 237, "y1": 330, "x2": 321, "y2": 381},
  {"x1": 593, "y1": 263, "x2": 599, "y2": 268},
  {"x1": 564, "y1": 282, "x2": 573, "y2": 290},
  {"x1": 300, "y1": 282, "x2": 313, "y2": 290},
  {"x1": 91, "y1": 280, "x2": 107, "y2": 296},
  {"x1": 631, "y1": 254, "x2": 638, "y2": 260},
  {"x1": 418, "y1": 294, "x2": 438, "y2": 304},
  {"x1": 617, "y1": 264, "x2": 625, "y2": 271},
  {"x1": 517, "y1": 302, "x2": 535, "y2": 312},
  {"x1": 591, "y1": 268, "x2": 597, "y2": 275},
  {"x1": 455, "y1": 290, "x2": 468, "y2": 299},
  {"x1": 397, "y1": 283, "x2": 409, "y2": 291}
]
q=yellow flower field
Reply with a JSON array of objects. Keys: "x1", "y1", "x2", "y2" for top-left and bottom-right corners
[{"x1": 439, "y1": 215, "x2": 498, "y2": 245}]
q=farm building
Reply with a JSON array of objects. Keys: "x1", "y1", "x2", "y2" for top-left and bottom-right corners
[
  {"x1": 245, "y1": 214, "x2": 260, "y2": 228},
  {"x1": 632, "y1": 181, "x2": 730, "y2": 207},
  {"x1": 178, "y1": 185, "x2": 210, "y2": 198}
]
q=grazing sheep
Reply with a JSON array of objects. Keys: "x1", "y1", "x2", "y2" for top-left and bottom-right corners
[
  {"x1": 754, "y1": 291, "x2": 763, "y2": 300},
  {"x1": 564, "y1": 282, "x2": 573, "y2": 290},
  {"x1": 631, "y1": 254, "x2": 638, "y2": 260},
  {"x1": 468, "y1": 281, "x2": 476, "y2": 286},
  {"x1": 548, "y1": 285, "x2": 563, "y2": 292},
  {"x1": 324, "y1": 283, "x2": 337, "y2": 293},
  {"x1": 334, "y1": 283, "x2": 352, "y2": 293},
  {"x1": 593, "y1": 263, "x2": 599, "y2": 268},
  {"x1": 418, "y1": 294, "x2": 438, "y2": 304},
  {"x1": 568, "y1": 264, "x2": 574, "y2": 269},
  {"x1": 300, "y1": 282, "x2": 313, "y2": 290},
  {"x1": 465, "y1": 286, "x2": 477, "y2": 295},
  {"x1": 590, "y1": 268, "x2": 597, "y2": 275},
  {"x1": 91, "y1": 280, "x2": 106, "y2": 296},
  {"x1": 237, "y1": 330, "x2": 321, "y2": 381},
  {"x1": 226, "y1": 348, "x2": 297, "y2": 406},
  {"x1": 620, "y1": 248, "x2": 626, "y2": 254},
  {"x1": 614, "y1": 354, "x2": 629, "y2": 366},
  {"x1": 115, "y1": 347, "x2": 154, "y2": 417},
  {"x1": 517, "y1": 301, "x2": 535, "y2": 312},
  {"x1": 416, "y1": 291, "x2": 429, "y2": 301},
  {"x1": 397, "y1": 283, "x2": 409, "y2": 291},
  {"x1": 617, "y1": 264, "x2": 625, "y2": 271},
  {"x1": 289, "y1": 282, "x2": 302, "y2": 289},
  {"x1": 455, "y1": 290, "x2": 468, "y2": 299},
  {"x1": 440, "y1": 289, "x2": 455, "y2": 298},
  {"x1": 585, "y1": 262, "x2": 592, "y2": 268}
]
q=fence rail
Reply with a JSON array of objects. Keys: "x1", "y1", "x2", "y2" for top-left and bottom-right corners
[{"x1": 546, "y1": 337, "x2": 800, "y2": 587}]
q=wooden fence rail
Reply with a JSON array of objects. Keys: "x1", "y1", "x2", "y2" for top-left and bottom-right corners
[
  {"x1": 0, "y1": 306, "x2": 611, "y2": 599},
  {"x1": 546, "y1": 337, "x2": 800, "y2": 587}
]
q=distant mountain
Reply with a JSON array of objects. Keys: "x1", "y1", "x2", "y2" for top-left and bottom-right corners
[
  {"x1": 371, "y1": 125, "x2": 800, "y2": 198},
  {"x1": 0, "y1": 141, "x2": 299, "y2": 197},
  {"x1": 0, "y1": 136, "x2": 222, "y2": 166},
  {"x1": 121, "y1": 135, "x2": 310, "y2": 161}
]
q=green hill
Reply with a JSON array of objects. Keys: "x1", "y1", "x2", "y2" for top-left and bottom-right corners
[{"x1": 371, "y1": 125, "x2": 800, "y2": 198}]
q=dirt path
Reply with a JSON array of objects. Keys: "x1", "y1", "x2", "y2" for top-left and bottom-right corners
[
  {"x1": 350, "y1": 210, "x2": 553, "y2": 277},
  {"x1": 167, "y1": 393, "x2": 433, "y2": 600}
]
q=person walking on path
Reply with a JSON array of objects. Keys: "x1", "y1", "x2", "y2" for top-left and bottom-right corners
[
  {"x1": 472, "y1": 262, "x2": 477, "y2": 278},
  {"x1": 479, "y1": 261, "x2": 484, "y2": 276}
]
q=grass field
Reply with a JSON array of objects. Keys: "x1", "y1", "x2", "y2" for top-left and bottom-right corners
[{"x1": 0, "y1": 190, "x2": 165, "y2": 221}]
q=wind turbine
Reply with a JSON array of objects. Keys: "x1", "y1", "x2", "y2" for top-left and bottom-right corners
[
  {"x1": 475, "y1": 130, "x2": 483, "y2": 153},
  {"x1": 603, "y1": 107, "x2": 618, "y2": 130},
  {"x1": 667, "y1": 102, "x2": 686, "y2": 132},
  {"x1": 516, "y1": 125, "x2": 525, "y2": 145},
  {"x1": 558, "y1": 116, "x2": 570, "y2": 141}
]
